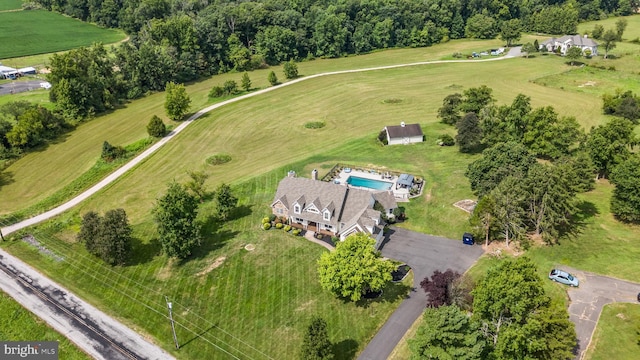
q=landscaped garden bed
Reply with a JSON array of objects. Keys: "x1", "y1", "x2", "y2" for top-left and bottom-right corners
[{"x1": 392, "y1": 264, "x2": 411, "y2": 282}]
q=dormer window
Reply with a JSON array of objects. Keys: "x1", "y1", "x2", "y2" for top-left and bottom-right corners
[
  {"x1": 294, "y1": 204, "x2": 301, "y2": 214},
  {"x1": 323, "y1": 210, "x2": 331, "y2": 221}
]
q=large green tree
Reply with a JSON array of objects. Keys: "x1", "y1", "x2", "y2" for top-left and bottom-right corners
[
  {"x1": 317, "y1": 234, "x2": 395, "y2": 301},
  {"x1": 465, "y1": 14, "x2": 497, "y2": 39},
  {"x1": 409, "y1": 305, "x2": 486, "y2": 360},
  {"x1": 300, "y1": 317, "x2": 333, "y2": 360},
  {"x1": 609, "y1": 155, "x2": 640, "y2": 223},
  {"x1": 465, "y1": 142, "x2": 536, "y2": 197},
  {"x1": 460, "y1": 86, "x2": 495, "y2": 114},
  {"x1": 585, "y1": 118, "x2": 635, "y2": 178},
  {"x1": 469, "y1": 195, "x2": 498, "y2": 246},
  {"x1": 215, "y1": 183, "x2": 238, "y2": 221},
  {"x1": 472, "y1": 257, "x2": 576, "y2": 359},
  {"x1": 490, "y1": 176, "x2": 527, "y2": 247},
  {"x1": 153, "y1": 182, "x2": 202, "y2": 259},
  {"x1": 499, "y1": 19, "x2": 522, "y2": 47},
  {"x1": 164, "y1": 82, "x2": 191, "y2": 121},
  {"x1": 566, "y1": 46, "x2": 583, "y2": 65},
  {"x1": 438, "y1": 93, "x2": 463, "y2": 125},
  {"x1": 601, "y1": 29, "x2": 618, "y2": 59},
  {"x1": 456, "y1": 112, "x2": 483, "y2": 153},
  {"x1": 77, "y1": 209, "x2": 132, "y2": 265}
]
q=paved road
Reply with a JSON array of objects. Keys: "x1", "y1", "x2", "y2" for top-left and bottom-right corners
[
  {"x1": 358, "y1": 228, "x2": 484, "y2": 360},
  {"x1": 0, "y1": 80, "x2": 46, "y2": 95},
  {"x1": 559, "y1": 267, "x2": 640, "y2": 359},
  {"x1": 0, "y1": 246, "x2": 173, "y2": 360}
]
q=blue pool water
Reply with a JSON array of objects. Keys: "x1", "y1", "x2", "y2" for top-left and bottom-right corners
[{"x1": 346, "y1": 176, "x2": 393, "y2": 191}]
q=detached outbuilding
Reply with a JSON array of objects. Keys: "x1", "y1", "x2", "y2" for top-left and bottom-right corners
[{"x1": 383, "y1": 122, "x2": 424, "y2": 145}]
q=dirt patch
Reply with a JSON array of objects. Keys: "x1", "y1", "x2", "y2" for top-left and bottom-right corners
[
  {"x1": 616, "y1": 313, "x2": 627, "y2": 320},
  {"x1": 295, "y1": 300, "x2": 316, "y2": 312},
  {"x1": 244, "y1": 244, "x2": 255, "y2": 251},
  {"x1": 156, "y1": 259, "x2": 176, "y2": 281},
  {"x1": 22, "y1": 234, "x2": 64, "y2": 262},
  {"x1": 196, "y1": 256, "x2": 226, "y2": 276},
  {"x1": 454, "y1": 199, "x2": 477, "y2": 213},
  {"x1": 483, "y1": 240, "x2": 523, "y2": 257},
  {"x1": 578, "y1": 81, "x2": 597, "y2": 88},
  {"x1": 424, "y1": 188, "x2": 432, "y2": 202}
]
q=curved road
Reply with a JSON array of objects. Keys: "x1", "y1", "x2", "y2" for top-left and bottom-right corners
[{"x1": 0, "y1": 48, "x2": 521, "y2": 359}]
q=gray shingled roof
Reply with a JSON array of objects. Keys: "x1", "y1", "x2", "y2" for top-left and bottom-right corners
[
  {"x1": 385, "y1": 123, "x2": 423, "y2": 139},
  {"x1": 542, "y1": 35, "x2": 598, "y2": 47},
  {"x1": 373, "y1": 191, "x2": 396, "y2": 210},
  {"x1": 272, "y1": 177, "x2": 348, "y2": 226}
]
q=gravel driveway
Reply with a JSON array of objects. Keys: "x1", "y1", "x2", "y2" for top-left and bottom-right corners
[{"x1": 559, "y1": 267, "x2": 640, "y2": 359}]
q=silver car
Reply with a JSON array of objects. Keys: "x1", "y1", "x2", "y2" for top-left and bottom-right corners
[{"x1": 549, "y1": 269, "x2": 579, "y2": 287}]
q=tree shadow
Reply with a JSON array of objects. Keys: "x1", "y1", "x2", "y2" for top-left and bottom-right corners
[
  {"x1": 559, "y1": 200, "x2": 599, "y2": 242},
  {"x1": 332, "y1": 338, "x2": 359, "y2": 360},
  {"x1": 354, "y1": 280, "x2": 412, "y2": 309},
  {"x1": 128, "y1": 236, "x2": 162, "y2": 266},
  {"x1": 182, "y1": 228, "x2": 238, "y2": 263},
  {"x1": 228, "y1": 204, "x2": 252, "y2": 221},
  {"x1": 180, "y1": 324, "x2": 217, "y2": 348},
  {"x1": 0, "y1": 170, "x2": 14, "y2": 188}
]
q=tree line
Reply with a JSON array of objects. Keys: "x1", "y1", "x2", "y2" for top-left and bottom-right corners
[
  {"x1": 438, "y1": 85, "x2": 638, "y2": 245},
  {"x1": 31, "y1": 0, "x2": 635, "y2": 121}
]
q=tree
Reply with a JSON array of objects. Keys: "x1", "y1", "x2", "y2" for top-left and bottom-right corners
[
  {"x1": 616, "y1": 18, "x2": 628, "y2": 41},
  {"x1": 283, "y1": 59, "x2": 298, "y2": 79},
  {"x1": 97, "y1": 208, "x2": 132, "y2": 265},
  {"x1": 472, "y1": 257, "x2": 576, "y2": 359},
  {"x1": 601, "y1": 29, "x2": 617, "y2": 59},
  {"x1": 77, "y1": 211, "x2": 101, "y2": 255},
  {"x1": 520, "y1": 42, "x2": 536, "y2": 58},
  {"x1": 268, "y1": 71, "x2": 278, "y2": 86},
  {"x1": 438, "y1": 93, "x2": 463, "y2": 125},
  {"x1": 566, "y1": 46, "x2": 583, "y2": 65},
  {"x1": 420, "y1": 269, "x2": 460, "y2": 307},
  {"x1": 241, "y1": 72, "x2": 251, "y2": 92},
  {"x1": 609, "y1": 155, "x2": 640, "y2": 223},
  {"x1": 522, "y1": 107, "x2": 582, "y2": 159},
  {"x1": 465, "y1": 142, "x2": 536, "y2": 197},
  {"x1": 300, "y1": 317, "x2": 334, "y2": 360},
  {"x1": 409, "y1": 305, "x2": 486, "y2": 360},
  {"x1": 456, "y1": 112, "x2": 482, "y2": 153},
  {"x1": 185, "y1": 170, "x2": 209, "y2": 200},
  {"x1": 465, "y1": 14, "x2": 497, "y2": 39},
  {"x1": 533, "y1": 39, "x2": 539, "y2": 52},
  {"x1": 101, "y1": 141, "x2": 125, "y2": 162},
  {"x1": 147, "y1": 115, "x2": 166, "y2": 138},
  {"x1": 222, "y1": 80, "x2": 238, "y2": 95},
  {"x1": 490, "y1": 176, "x2": 526, "y2": 247},
  {"x1": 585, "y1": 118, "x2": 636, "y2": 178},
  {"x1": 499, "y1": 19, "x2": 521, "y2": 47},
  {"x1": 317, "y1": 233, "x2": 396, "y2": 301},
  {"x1": 469, "y1": 195, "x2": 497, "y2": 246},
  {"x1": 460, "y1": 86, "x2": 494, "y2": 114},
  {"x1": 215, "y1": 183, "x2": 237, "y2": 221},
  {"x1": 164, "y1": 82, "x2": 191, "y2": 121},
  {"x1": 153, "y1": 182, "x2": 202, "y2": 259},
  {"x1": 592, "y1": 24, "x2": 604, "y2": 39}
]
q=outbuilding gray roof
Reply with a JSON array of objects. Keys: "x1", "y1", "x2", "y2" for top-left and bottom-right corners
[
  {"x1": 398, "y1": 174, "x2": 414, "y2": 187},
  {"x1": 385, "y1": 123, "x2": 423, "y2": 139}
]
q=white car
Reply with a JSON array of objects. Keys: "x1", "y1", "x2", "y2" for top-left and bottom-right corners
[{"x1": 40, "y1": 82, "x2": 52, "y2": 89}]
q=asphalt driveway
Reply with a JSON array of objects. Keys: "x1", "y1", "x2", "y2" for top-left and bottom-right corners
[
  {"x1": 559, "y1": 267, "x2": 640, "y2": 359},
  {"x1": 0, "y1": 80, "x2": 46, "y2": 95},
  {"x1": 358, "y1": 227, "x2": 484, "y2": 360}
]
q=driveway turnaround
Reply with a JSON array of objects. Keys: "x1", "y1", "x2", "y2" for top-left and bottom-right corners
[
  {"x1": 0, "y1": 80, "x2": 46, "y2": 95},
  {"x1": 559, "y1": 267, "x2": 640, "y2": 359},
  {"x1": 0, "y1": 247, "x2": 174, "y2": 360},
  {"x1": 358, "y1": 227, "x2": 484, "y2": 360}
]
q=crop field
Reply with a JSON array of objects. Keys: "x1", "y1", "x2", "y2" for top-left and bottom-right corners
[
  {"x1": 0, "y1": 291, "x2": 89, "y2": 359},
  {"x1": 584, "y1": 303, "x2": 640, "y2": 360},
  {"x1": 0, "y1": 0, "x2": 22, "y2": 11},
  {"x1": 0, "y1": 10, "x2": 125, "y2": 59}
]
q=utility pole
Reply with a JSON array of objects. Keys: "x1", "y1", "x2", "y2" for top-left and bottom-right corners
[
  {"x1": 165, "y1": 296, "x2": 179, "y2": 350},
  {"x1": 0, "y1": 228, "x2": 4, "y2": 241}
]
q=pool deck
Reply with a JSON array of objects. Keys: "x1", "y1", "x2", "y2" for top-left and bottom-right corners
[{"x1": 334, "y1": 169, "x2": 410, "y2": 201}]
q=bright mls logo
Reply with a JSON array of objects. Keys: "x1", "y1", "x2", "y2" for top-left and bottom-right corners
[{"x1": 1, "y1": 341, "x2": 58, "y2": 359}]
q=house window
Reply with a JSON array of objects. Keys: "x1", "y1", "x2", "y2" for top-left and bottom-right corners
[
  {"x1": 307, "y1": 208, "x2": 319, "y2": 214},
  {"x1": 324, "y1": 224, "x2": 333, "y2": 230},
  {"x1": 323, "y1": 210, "x2": 330, "y2": 221},
  {"x1": 294, "y1": 217, "x2": 304, "y2": 223},
  {"x1": 294, "y1": 204, "x2": 301, "y2": 214},
  {"x1": 276, "y1": 208, "x2": 283, "y2": 214}
]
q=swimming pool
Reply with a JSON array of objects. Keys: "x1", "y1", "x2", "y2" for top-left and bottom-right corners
[{"x1": 346, "y1": 176, "x2": 393, "y2": 191}]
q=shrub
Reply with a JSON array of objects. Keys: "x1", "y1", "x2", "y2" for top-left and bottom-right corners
[
  {"x1": 275, "y1": 218, "x2": 282, "y2": 224},
  {"x1": 262, "y1": 217, "x2": 270, "y2": 224},
  {"x1": 275, "y1": 223, "x2": 284, "y2": 229},
  {"x1": 437, "y1": 134, "x2": 455, "y2": 146},
  {"x1": 420, "y1": 269, "x2": 461, "y2": 307},
  {"x1": 223, "y1": 80, "x2": 238, "y2": 95},
  {"x1": 268, "y1": 71, "x2": 278, "y2": 86},
  {"x1": 316, "y1": 233, "x2": 323, "y2": 239},
  {"x1": 378, "y1": 129, "x2": 388, "y2": 145},
  {"x1": 305, "y1": 121, "x2": 326, "y2": 129},
  {"x1": 206, "y1": 153, "x2": 232, "y2": 165},
  {"x1": 284, "y1": 225, "x2": 292, "y2": 232},
  {"x1": 208, "y1": 86, "x2": 224, "y2": 98},
  {"x1": 263, "y1": 222, "x2": 272, "y2": 230},
  {"x1": 452, "y1": 52, "x2": 463, "y2": 58},
  {"x1": 146, "y1": 115, "x2": 166, "y2": 138},
  {"x1": 101, "y1": 141, "x2": 125, "y2": 162},
  {"x1": 283, "y1": 60, "x2": 299, "y2": 79},
  {"x1": 269, "y1": 214, "x2": 277, "y2": 222},
  {"x1": 292, "y1": 229, "x2": 301, "y2": 236}
]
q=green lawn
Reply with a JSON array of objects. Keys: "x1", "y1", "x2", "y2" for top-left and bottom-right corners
[
  {"x1": 0, "y1": 291, "x2": 90, "y2": 359},
  {"x1": 578, "y1": 15, "x2": 640, "y2": 42},
  {"x1": 0, "y1": 10, "x2": 125, "y2": 59},
  {"x1": 2, "y1": 166, "x2": 413, "y2": 359},
  {"x1": 533, "y1": 65, "x2": 640, "y2": 97},
  {"x1": 584, "y1": 303, "x2": 640, "y2": 360},
  {"x1": 0, "y1": 0, "x2": 22, "y2": 11}
]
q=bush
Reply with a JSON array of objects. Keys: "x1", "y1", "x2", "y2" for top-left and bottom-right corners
[
  {"x1": 146, "y1": 115, "x2": 166, "y2": 138},
  {"x1": 223, "y1": 80, "x2": 238, "y2": 95},
  {"x1": 284, "y1": 225, "x2": 292, "y2": 232},
  {"x1": 292, "y1": 229, "x2": 301, "y2": 236},
  {"x1": 101, "y1": 141, "x2": 125, "y2": 162},
  {"x1": 275, "y1": 223, "x2": 284, "y2": 229},
  {"x1": 206, "y1": 153, "x2": 232, "y2": 165},
  {"x1": 378, "y1": 129, "x2": 388, "y2": 145},
  {"x1": 305, "y1": 121, "x2": 326, "y2": 129},
  {"x1": 263, "y1": 222, "x2": 272, "y2": 230},
  {"x1": 269, "y1": 214, "x2": 277, "y2": 222},
  {"x1": 262, "y1": 217, "x2": 270, "y2": 224},
  {"x1": 437, "y1": 134, "x2": 455, "y2": 146},
  {"x1": 452, "y1": 52, "x2": 463, "y2": 58},
  {"x1": 283, "y1": 60, "x2": 299, "y2": 79},
  {"x1": 208, "y1": 86, "x2": 224, "y2": 98},
  {"x1": 268, "y1": 71, "x2": 278, "y2": 86}
]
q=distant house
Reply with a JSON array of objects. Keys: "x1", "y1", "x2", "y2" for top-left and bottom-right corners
[
  {"x1": 271, "y1": 175, "x2": 397, "y2": 245},
  {"x1": 540, "y1": 35, "x2": 598, "y2": 56},
  {"x1": 0, "y1": 65, "x2": 18, "y2": 80},
  {"x1": 383, "y1": 122, "x2": 424, "y2": 145}
]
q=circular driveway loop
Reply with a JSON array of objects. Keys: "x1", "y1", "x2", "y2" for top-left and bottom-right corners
[{"x1": 561, "y1": 267, "x2": 640, "y2": 359}]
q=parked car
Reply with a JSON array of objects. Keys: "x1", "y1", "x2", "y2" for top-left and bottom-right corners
[{"x1": 549, "y1": 269, "x2": 579, "y2": 287}]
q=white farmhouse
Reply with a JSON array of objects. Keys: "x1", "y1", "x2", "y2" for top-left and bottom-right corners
[{"x1": 540, "y1": 35, "x2": 598, "y2": 56}]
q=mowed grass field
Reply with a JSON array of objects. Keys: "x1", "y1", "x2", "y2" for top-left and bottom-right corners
[
  {"x1": 0, "y1": 291, "x2": 90, "y2": 359},
  {"x1": 584, "y1": 303, "x2": 640, "y2": 360},
  {"x1": 0, "y1": 0, "x2": 22, "y2": 11},
  {"x1": 0, "y1": 10, "x2": 125, "y2": 59}
]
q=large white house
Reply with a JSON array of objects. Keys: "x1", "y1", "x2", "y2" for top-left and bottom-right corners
[
  {"x1": 540, "y1": 35, "x2": 598, "y2": 56},
  {"x1": 271, "y1": 175, "x2": 397, "y2": 244}
]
